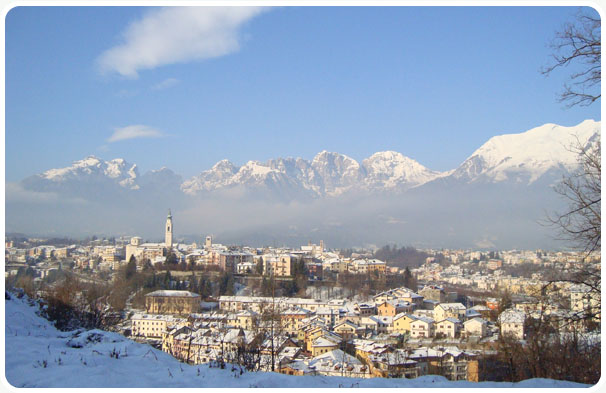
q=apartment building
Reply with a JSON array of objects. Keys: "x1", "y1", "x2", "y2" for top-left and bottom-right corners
[{"x1": 145, "y1": 290, "x2": 201, "y2": 315}]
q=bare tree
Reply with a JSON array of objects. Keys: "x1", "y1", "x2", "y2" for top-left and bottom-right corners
[
  {"x1": 549, "y1": 140, "x2": 601, "y2": 255},
  {"x1": 495, "y1": 308, "x2": 600, "y2": 384},
  {"x1": 495, "y1": 135, "x2": 603, "y2": 385},
  {"x1": 543, "y1": 137, "x2": 601, "y2": 321},
  {"x1": 542, "y1": 9, "x2": 601, "y2": 107}
]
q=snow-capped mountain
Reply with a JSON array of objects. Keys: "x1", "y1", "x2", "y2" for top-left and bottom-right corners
[
  {"x1": 19, "y1": 120, "x2": 601, "y2": 200},
  {"x1": 9, "y1": 120, "x2": 601, "y2": 248},
  {"x1": 181, "y1": 160, "x2": 239, "y2": 194},
  {"x1": 310, "y1": 151, "x2": 366, "y2": 195},
  {"x1": 181, "y1": 150, "x2": 445, "y2": 197},
  {"x1": 21, "y1": 119, "x2": 601, "y2": 200},
  {"x1": 34, "y1": 156, "x2": 140, "y2": 190},
  {"x1": 181, "y1": 158, "x2": 315, "y2": 197},
  {"x1": 21, "y1": 156, "x2": 183, "y2": 198},
  {"x1": 21, "y1": 156, "x2": 142, "y2": 197},
  {"x1": 449, "y1": 119, "x2": 601, "y2": 184},
  {"x1": 362, "y1": 151, "x2": 447, "y2": 190}
]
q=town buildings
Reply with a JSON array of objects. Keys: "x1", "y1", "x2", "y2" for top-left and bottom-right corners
[
  {"x1": 5, "y1": 211, "x2": 600, "y2": 383},
  {"x1": 145, "y1": 290, "x2": 201, "y2": 315}
]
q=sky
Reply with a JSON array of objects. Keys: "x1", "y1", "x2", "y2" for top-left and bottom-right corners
[{"x1": 5, "y1": 5, "x2": 602, "y2": 182}]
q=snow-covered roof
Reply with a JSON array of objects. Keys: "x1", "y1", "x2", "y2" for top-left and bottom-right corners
[
  {"x1": 279, "y1": 346, "x2": 300, "y2": 359},
  {"x1": 463, "y1": 317, "x2": 486, "y2": 326},
  {"x1": 436, "y1": 302, "x2": 466, "y2": 310},
  {"x1": 131, "y1": 313, "x2": 182, "y2": 322},
  {"x1": 499, "y1": 309, "x2": 526, "y2": 323},
  {"x1": 355, "y1": 302, "x2": 375, "y2": 309},
  {"x1": 261, "y1": 335, "x2": 292, "y2": 350},
  {"x1": 223, "y1": 328, "x2": 257, "y2": 345},
  {"x1": 412, "y1": 316, "x2": 434, "y2": 325},
  {"x1": 381, "y1": 299, "x2": 411, "y2": 308},
  {"x1": 145, "y1": 290, "x2": 200, "y2": 298},
  {"x1": 312, "y1": 349, "x2": 361, "y2": 365},
  {"x1": 286, "y1": 349, "x2": 366, "y2": 375},
  {"x1": 334, "y1": 320, "x2": 360, "y2": 329},
  {"x1": 438, "y1": 317, "x2": 461, "y2": 324},
  {"x1": 312, "y1": 337, "x2": 340, "y2": 348},
  {"x1": 370, "y1": 350, "x2": 418, "y2": 366}
]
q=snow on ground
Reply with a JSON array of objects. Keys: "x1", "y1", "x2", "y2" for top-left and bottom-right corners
[{"x1": 3, "y1": 293, "x2": 592, "y2": 389}]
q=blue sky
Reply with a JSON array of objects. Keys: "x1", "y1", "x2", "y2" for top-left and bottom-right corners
[{"x1": 5, "y1": 5, "x2": 601, "y2": 182}]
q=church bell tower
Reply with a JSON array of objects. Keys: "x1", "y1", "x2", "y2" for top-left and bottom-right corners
[{"x1": 165, "y1": 209, "x2": 173, "y2": 248}]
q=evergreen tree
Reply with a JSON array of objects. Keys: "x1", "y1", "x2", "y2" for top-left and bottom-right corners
[
  {"x1": 189, "y1": 272, "x2": 197, "y2": 293},
  {"x1": 198, "y1": 276, "x2": 212, "y2": 298},
  {"x1": 163, "y1": 270, "x2": 172, "y2": 289},
  {"x1": 218, "y1": 271, "x2": 235, "y2": 296},
  {"x1": 142, "y1": 259, "x2": 153, "y2": 272},
  {"x1": 165, "y1": 248, "x2": 178, "y2": 265},
  {"x1": 255, "y1": 259, "x2": 264, "y2": 275},
  {"x1": 403, "y1": 267, "x2": 416, "y2": 289},
  {"x1": 261, "y1": 276, "x2": 272, "y2": 297},
  {"x1": 125, "y1": 257, "x2": 137, "y2": 280}
]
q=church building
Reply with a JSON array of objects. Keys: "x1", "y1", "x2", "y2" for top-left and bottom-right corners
[
  {"x1": 165, "y1": 209, "x2": 173, "y2": 248},
  {"x1": 125, "y1": 209, "x2": 181, "y2": 265}
]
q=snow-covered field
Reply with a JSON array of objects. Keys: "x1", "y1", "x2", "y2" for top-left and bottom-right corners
[{"x1": 2, "y1": 293, "x2": 592, "y2": 389}]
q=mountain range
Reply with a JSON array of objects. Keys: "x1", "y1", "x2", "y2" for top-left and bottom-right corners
[{"x1": 7, "y1": 119, "x2": 601, "y2": 249}]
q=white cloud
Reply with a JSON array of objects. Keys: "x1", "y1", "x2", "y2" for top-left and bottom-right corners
[
  {"x1": 108, "y1": 125, "x2": 164, "y2": 143},
  {"x1": 97, "y1": 7, "x2": 267, "y2": 77},
  {"x1": 151, "y1": 78, "x2": 180, "y2": 90}
]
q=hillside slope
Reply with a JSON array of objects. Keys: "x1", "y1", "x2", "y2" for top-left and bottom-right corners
[{"x1": 3, "y1": 293, "x2": 590, "y2": 389}]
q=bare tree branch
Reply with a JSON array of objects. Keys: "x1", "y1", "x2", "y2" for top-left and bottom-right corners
[
  {"x1": 547, "y1": 138, "x2": 601, "y2": 256},
  {"x1": 541, "y1": 9, "x2": 601, "y2": 107}
]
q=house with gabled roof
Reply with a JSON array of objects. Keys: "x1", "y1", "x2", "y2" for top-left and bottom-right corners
[
  {"x1": 463, "y1": 317, "x2": 487, "y2": 337},
  {"x1": 499, "y1": 309, "x2": 525, "y2": 340},
  {"x1": 281, "y1": 349, "x2": 369, "y2": 378},
  {"x1": 393, "y1": 312, "x2": 418, "y2": 335},
  {"x1": 235, "y1": 309, "x2": 258, "y2": 330},
  {"x1": 360, "y1": 315, "x2": 392, "y2": 334},
  {"x1": 280, "y1": 307, "x2": 311, "y2": 335},
  {"x1": 434, "y1": 303, "x2": 467, "y2": 322},
  {"x1": 260, "y1": 335, "x2": 298, "y2": 357},
  {"x1": 377, "y1": 300, "x2": 413, "y2": 316},
  {"x1": 354, "y1": 302, "x2": 376, "y2": 316},
  {"x1": 374, "y1": 287, "x2": 424, "y2": 309},
  {"x1": 368, "y1": 349, "x2": 420, "y2": 378},
  {"x1": 333, "y1": 319, "x2": 363, "y2": 340},
  {"x1": 351, "y1": 339, "x2": 391, "y2": 363},
  {"x1": 435, "y1": 317, "x2": 461, "y2": 338},
  {"x1": 410, "y1": 316, "x2": 435, "y2": 338},
  {"x1": 311, "y1": 335, "x2": 341, "y2": 356}
]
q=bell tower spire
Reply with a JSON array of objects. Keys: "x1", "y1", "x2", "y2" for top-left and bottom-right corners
[{"x1": 165, "y1": 209, "x2": 173, "y2": 248}]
